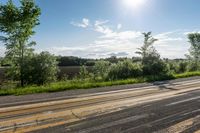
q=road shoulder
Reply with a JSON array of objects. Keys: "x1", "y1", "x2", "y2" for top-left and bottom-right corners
[{"x1": 0, "y1": 76, "x2": 200, "y2": 108}]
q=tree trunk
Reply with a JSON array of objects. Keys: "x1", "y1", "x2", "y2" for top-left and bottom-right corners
[{"x1": 20, "y1": 41, "x2": 24, "y2": 87}]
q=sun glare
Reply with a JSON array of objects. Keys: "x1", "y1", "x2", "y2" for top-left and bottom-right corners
[{"x1": 123, "y1": 0, "x2": 146, "y2": 10}]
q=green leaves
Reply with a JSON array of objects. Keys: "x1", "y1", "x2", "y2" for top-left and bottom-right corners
[
  {"x1": 0, "y1": 0, "x2": 41, "y2": 86},
  {"x1": 188, "y1": 33, "x2": 200, "y2": 62},
  {"x1": 93, "y1": 60, "x2": 110, "y2": 80},
  {"x1": 23, "y1": 52, "x2": 58, "y2": 85},
  {"x1": 107, "y1": 59, "x2": 142, "y2": 80},
  {"x1": 136, "y1": 32, "x2": 158, "y2": 58},
  {"x1": 0, "y1": 0, "x2": 19, "y2": 33},
  {"x1": 136, "y1": 32, "x2": 168, "y2": 76}
]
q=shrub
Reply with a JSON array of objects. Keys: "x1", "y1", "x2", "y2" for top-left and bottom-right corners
[
  {"x1": 175, "y1": 61, "x2": 188, "y2": 73},
  {"x1": 93, "y1": 60, "x2": 110, "y2": 80},
  {"x1": 24, "y1": 52, "x2": 59, "y2": 85},
  {"x1": 107, "y1": 60, "x2": 142, "y2": 80},
  {"x1": 142, "y1": 53, "x2": 169, "y2": 76},
  {"x1": 167, "y1": 61, "x2": 177, "y2": 73},
  {"x1": 187, "y1": 61, "x2": 200, "y2": 72},
  {"x1": 78, "y1": 65, "x2": 89, "y2": 81},
  {"x1": 166, "y1": 60, "x2": 188, "y2": 74}
]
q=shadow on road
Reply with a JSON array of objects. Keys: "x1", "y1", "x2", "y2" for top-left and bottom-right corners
[
  {"x1": 153, "y1": 81, "x2": 179, "y2": 91},
  {"x1": 64, "y1": 92, "x2": 200, "y2": 133}
]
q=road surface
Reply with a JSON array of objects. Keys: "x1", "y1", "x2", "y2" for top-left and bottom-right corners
[{"x1": 0, "y1": 78, "x2": 200, "y2": 133}]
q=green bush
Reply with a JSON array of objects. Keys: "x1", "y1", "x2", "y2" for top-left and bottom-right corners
[
  {"x1": 107, "y1": 60, "x2": 142, "y2": 80},
  {"x1": 78, "y1": 65, "x2": 89, "y2": 81},
  {"x1": 167, "y1": 61, "x2": 177, "y2": 73},
  {"x1": 93, "y1": 60, "x2": 110, "y2": 81},
  {"x1": 142, "y1": 54, "x2": 169, "y2": 76},
  {"x1": 167, "y1": 61, "x2": 189, "y2": 74},
  {"x1": 24, "y1": 52, "x2": 58, "y2": 85},
  {"x1": 187, "y1": 61, "x2": 200, "y2": 72},
  {"x1": 176, "y1": 61, "x2": 188, "y2": 73}
]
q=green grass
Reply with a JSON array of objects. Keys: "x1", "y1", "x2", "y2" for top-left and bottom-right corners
[
  {"x1": 0, "y1": 71, "x2": 200, "y2": 96},
  {"x1": 174, "y1": 71, "x2": 200, "y2": 78}
]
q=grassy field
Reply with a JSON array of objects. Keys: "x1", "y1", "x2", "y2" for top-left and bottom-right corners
[{"x1": 0, "y1": 71, "x2": 200, "y2": 96}]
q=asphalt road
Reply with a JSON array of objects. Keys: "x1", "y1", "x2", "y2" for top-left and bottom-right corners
[
  {"x1": 35, "y1": 89, "x2": 200, "y2": 133},
  {"x1": 0, "y1": 78, "x2": 200, "y2": 133}
]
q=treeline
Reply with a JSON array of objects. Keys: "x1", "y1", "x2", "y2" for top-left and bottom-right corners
[
  {"x1": 56, "y1": 56, "x2": 186, "y2": 67},
  {"x1": 57, "y1": 56, "x2": 96, "y2": 66},
  {"x1": 0, "y1": 56, "x2": 187, "y2": 67},
  {"x1": 57, "y1": 56, "x2": 140, "y2": 66}
]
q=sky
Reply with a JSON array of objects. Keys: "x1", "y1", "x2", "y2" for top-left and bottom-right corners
[{"x1": 0, "y1": 0, "x2": 200, "y2": 59}]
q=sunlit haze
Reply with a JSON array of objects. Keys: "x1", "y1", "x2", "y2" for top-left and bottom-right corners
[{"x1": 123, "y1": 0, "x2": 146, "y2": 10}]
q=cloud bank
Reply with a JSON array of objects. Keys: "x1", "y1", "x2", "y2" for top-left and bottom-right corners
[
  {"x1": 0, "y1": 18, "x2": 194, "y2": 59},
  {"x1": 44, "y1": 18, "x2": 191, "y2": 59}
]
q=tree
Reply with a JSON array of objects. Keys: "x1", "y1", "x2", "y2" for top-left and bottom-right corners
[
  {"x1": 106, "y1": 56, "x2": 118, "y2": 64},
  {"x1": 0, "y1": 0, "x2": 41, "y2": 86},
  {"x1": 136, "y1": 32, "x2": 168, "y2": 76},
  {"x1": 187, "y1": 33, "x2": 200, "y2": 71},
  {"x1": 188, "y1": 33, "x2": 200, "y2": 61},
  {"x1": 136, "y1": 32, "x2": 158, "y2": 58}
]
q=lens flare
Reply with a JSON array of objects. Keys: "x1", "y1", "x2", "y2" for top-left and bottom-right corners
[{"x1": 123, "y1": 0, "x2": 146, "y2": 10}]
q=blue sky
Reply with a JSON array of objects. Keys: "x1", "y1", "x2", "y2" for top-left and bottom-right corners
[{"x1": 1, "y1": 0, "x2": 200, "y2": 58}]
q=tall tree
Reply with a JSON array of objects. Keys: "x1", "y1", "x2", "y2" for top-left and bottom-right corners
[
  {"x1": 136, "y1": 32, "x2": 167, "y2": 76},
  {"x1": 0, "y1": 0, "x2": 41, "y2": 86},
  {"x1": 187, "y1": 33, "x2": 200, "y2": 62},
  {"x1": 136, "y1": 32, "x2": 158, "y2": 58}
]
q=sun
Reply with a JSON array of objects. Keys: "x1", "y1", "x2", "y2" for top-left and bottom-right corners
[{"x1": 123, "y1": 0, "x2": 146, "y2": 10}]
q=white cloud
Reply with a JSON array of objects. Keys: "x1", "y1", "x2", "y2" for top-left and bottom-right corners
[
  {"x1": 82, "y1": 18, "x2": 89, "y2": 26},
  {"x1": 117, "y1": 24, "x2": 122, "y2": 30},
  {"x1": 109, "y1": 52, "x2": 129, "y2": 57},
  {"x1": 94, "y1": 20, "x2": 109, "y2": 26},
  {"x1": 94, "y1": 20, "x2": 113, "y2": 34},
  {"x1": 184, "y1": 31, "x2": 200, "y2": 35},
  {"x1": 155, "y1": 31, "x2": 184, "y2": 44},
  {"x1": 93, "y1": 20, "x2": 142, "y2": 40},
  {"x1": 101, "y1": 31, "x2": 142, "y2": 40},
  {"x1": 45, "y1": 44, "x2": 112, "y2": 58},
  {"x1": 55, "y1": 19, "x2": 195, "y2": 59},
  {"x1": 71, "y1": 18, "x2": 90, "y2": 28},
  {"x1": 153, "y1": 31, "x2": 190, "y2": 59},
  {"x1": 0, "y1": 20, "x2": 195, "y2": 59}
]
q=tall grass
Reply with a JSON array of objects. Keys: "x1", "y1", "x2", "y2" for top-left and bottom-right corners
[{"x1": 174, "y1": 71, "x2": 200, "y2": 78}]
